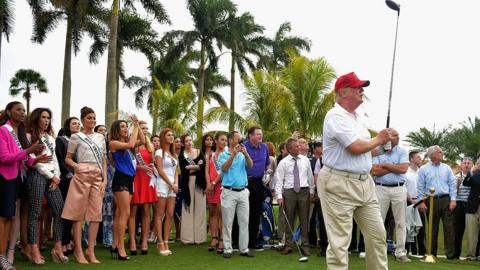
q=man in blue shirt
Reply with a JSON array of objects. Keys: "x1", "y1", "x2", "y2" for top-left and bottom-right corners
[
  {"x1": 243, "y1": 126, "x2": 270, "y2": 250},
  {"x1": 219, "y1": 131, "x2": 253, "y2": 258},
  {"x1": 371, "y1": 129, "x2": 410, "y2": 262},
  {"x1": 417, "y1": 145, "x2": 457, "y2": 259}
]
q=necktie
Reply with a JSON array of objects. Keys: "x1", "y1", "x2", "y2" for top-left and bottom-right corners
[{"x1": 293, "y1": 157, "x2": 300, "y2": 193}]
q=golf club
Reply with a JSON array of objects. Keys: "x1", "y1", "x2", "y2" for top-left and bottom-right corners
[{"x1": 282, "y1": 208, "x2": 308, "y2": 262}]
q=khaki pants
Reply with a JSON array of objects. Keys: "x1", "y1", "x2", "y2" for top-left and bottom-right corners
[
  {"x1": 221, "y1": 188, "x2": 250, "y2": 253},
  {"x1": 283, "y1": 188, "x2": 310, "y2": 250},
  {"x1": 375, "y1": 185, "x2": 407, "y2": 257},
  {"x1": 318, "y1": 168, "x2": 388, "y2": 270},
  {"x1": 180, "y1": 175, "x2": 207, "y2": 244},
  {"x1": 465, "y1": 207, "x2": 480, "y2": 257}
]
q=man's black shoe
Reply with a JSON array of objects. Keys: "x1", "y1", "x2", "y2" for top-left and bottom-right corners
[
  {"x1": 223, "y1": 252, "x2": 232, "y2": 259},
  {"x1": 252, "y1": 245, "x2": 264, "y2": 251},
  {"x1": 240, "y1": 252, "x2": 255, "y2": 258}
]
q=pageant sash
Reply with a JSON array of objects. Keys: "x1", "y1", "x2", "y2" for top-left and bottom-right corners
[
  {"x1": 211, "y1": 153, "x2": 221, "y2": 175},
  {"x1": 76, "y1": 132, "x2": 103, "y2": 172},
  {"x1": 4, "y1": 124, "x2": 23, "y2": 151},
  {"x1": 135, "y1": 152, "x2": 158, "y2": 178},
  {"x1": 40, "y1": 134, "x2": 55, "y2": 155},
  {"x1": 4, "y1": 123, "x2": 27, "y2": 179}
]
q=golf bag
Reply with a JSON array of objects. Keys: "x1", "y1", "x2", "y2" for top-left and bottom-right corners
[{"x1": 258, "y1": 187, "x2": 276, "y2": 245}]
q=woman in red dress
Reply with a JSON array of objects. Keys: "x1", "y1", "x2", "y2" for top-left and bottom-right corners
[
  {"x1": 205, "y1": 133, "x2": 227, "y2": 253},
  {"x1": 128, "y1": 121, "x2": 157, "y2": 255}
]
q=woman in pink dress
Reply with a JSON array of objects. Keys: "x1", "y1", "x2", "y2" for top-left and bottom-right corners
[
  {"x1": 205, "y1": 133, "x2": 227, "y2": 253},
  {"x1": 128, "y1": 121, "x2": 157, "y2": 255}
]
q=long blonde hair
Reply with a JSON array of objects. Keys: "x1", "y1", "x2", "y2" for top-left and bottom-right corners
[{"x1": 139, "y1": 120, "x2": 154, "y2": 153}]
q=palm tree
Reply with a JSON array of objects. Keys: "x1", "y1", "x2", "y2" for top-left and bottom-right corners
[
  {"x1": 220, "y1": 12, "x2": 266, "y2": 131},
  {"x1": 104, "y1": 0, "x2": 169, "y2": 128},
  {"x1": 28, "y1": 0, "x2": 108, "y2": 122},
  {"x1": 405, "y1": 126, "x2": 452, "y2": 158},
  {"x1": 205, "y1": 70, "x2": 291, "y2": 144},
  {"x1": 9, "y1": 69, "x2": 48, "y2": 114},
  {"x1": 125, "y1": 59, "x2": 229, "y2": 132},
  {"x1": 91, "y1": 9, "x2": 160, "y2": 109},
  {"x1": 163, "y1": 0, "x2": 236, "y2": 139},
  {"x1": 149, "y1": 78, "x2": 196, "y2": 135},
  {"x1": 257, "y1": 22, "x2": 311, "y2": 73},
  {"x1": 281, "y1": 55, "x2": 336, "y2": 139},
  {"x1": 445, "y1": 117, "x2": 480, "y2": 160},
  {"x1": 0, "y1": 0, "x2": 14, "y2": 77}
]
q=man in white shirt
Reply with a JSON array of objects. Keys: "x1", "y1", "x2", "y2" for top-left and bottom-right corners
[
  {"x1": 371, "y1": 129, "x2": 410, "y2": 262},
  {"x1": 404, "y1": 150, "x2": 426, "y2": 256},
  {"x1": 318, "y1": 72, "x2": 392, "y2": 270},
  {"x1": 276, "y1": 138, "x2": 315, "y2": 256}
]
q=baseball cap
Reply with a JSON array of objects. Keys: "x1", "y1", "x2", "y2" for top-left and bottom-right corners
[{"x1": 334, "y1": 72, "x2": 370, "y2": 92}]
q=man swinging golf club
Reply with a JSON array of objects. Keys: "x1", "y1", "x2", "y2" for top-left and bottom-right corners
[
  {"x1": 318, "y1": 72, "x2": 393, "y2": 270},
  {"x1": 275, "y1": 137, "x2": 315, "y2": 260}
]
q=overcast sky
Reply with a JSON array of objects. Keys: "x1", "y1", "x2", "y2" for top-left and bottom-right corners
[{"x1": 1, "y1": 0, "x2": 479, "y2": 146}]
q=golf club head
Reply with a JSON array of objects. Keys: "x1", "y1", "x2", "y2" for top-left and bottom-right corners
[{"x1": 299, "y1": 256, "x2": 308, "y2": 262}]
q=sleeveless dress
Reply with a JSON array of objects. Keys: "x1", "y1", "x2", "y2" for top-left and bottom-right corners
[
  {"x1": 206, "y1": 152, "x2": 222, "y2": 204},
  {"x1": 131, "y1": 148, "x2": 158, "y2": 204}
]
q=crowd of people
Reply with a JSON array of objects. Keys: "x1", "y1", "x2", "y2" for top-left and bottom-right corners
[{"x1": 1, "y1": 72, "x2": 480, "y2": 270}]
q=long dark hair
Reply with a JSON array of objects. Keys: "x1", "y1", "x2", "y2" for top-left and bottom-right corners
[
  {"x1": 62, "y1": 117, "x2": 79, "y2": 137},
  {"x1": 28, "y1": 108, "x2": 55, "y2": 143},
  {"x1": 0, "y1": 101, "x2": 29, "y2": 148},
  {"x1": 109, "y1": 120, "x2": 128, "y2": 142},
  {"x1": 201, "y1": 133, "x2": 215, "y2": 154}
]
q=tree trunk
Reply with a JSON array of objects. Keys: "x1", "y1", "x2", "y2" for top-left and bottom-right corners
[
  {"x1": 105, "y1": 0, "x2": 119, "y2": 128},
  {"x1": 26, "y1": 85, "x2": 31, "y2": 115},
  {"x1": 61, "y1": 19, "x2": 73, "y2": 123},
  {"x1": 196, "y1": 41, "x2": 206, "y2": 140},
  {"x1": 116, "y1": 50, "x2": 120, "y2": 120},
  {"x1": 229, "y1": 53, "x2": 236, "y2": 132}
]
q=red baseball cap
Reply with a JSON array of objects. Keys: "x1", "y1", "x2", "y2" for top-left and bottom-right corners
[{"x1": 334, "y1": 72, "x2": 370, "y2": 92}]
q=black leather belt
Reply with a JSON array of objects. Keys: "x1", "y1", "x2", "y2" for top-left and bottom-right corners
[
  {"x1": 433, "y1": 194, "x2": 449, "y2": 199},
  {"x1": 375, "y1": 182, "x2": 404, "y2": 187},
  {"x1": 223, "y1": 186, "x2": 246, "y2": 192}
]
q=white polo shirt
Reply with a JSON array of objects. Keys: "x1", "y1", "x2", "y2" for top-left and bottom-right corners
[{"x1": 322, "y1": 103, "x2": 372, "y2": 174}]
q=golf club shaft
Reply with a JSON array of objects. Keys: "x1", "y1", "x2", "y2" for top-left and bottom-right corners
[
  {"x1": 282, "y1": 207, "x2": 304, "y2": 255},
  {"x1": 386, "y1": 11, "x2": 400, "y2": 128}
]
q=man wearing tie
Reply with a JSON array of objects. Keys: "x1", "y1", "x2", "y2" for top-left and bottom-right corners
[{"x1": 275, "y1": 137, "x2": 315, "y2": 255}]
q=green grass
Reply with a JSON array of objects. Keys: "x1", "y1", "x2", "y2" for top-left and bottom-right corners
[
  {"x1": 14, "y1": 206, "x2": 478, "y2": 269},
  {"x1": 13, "y1": 242, "x2": 479, "y2": 270}
]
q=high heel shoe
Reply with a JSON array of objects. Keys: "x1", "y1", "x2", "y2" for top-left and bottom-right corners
[
  {"x1": 31, "y1": 252, "x2": 45, "y2": 265},
  {"x1": 110, "y1": 247, "x2": 118, "y2": 259},
  {"x1": 84, "y1": 250, "x2": 101, "y2": 264},
  {"x1": 156, "y1": 243, "x2": 169, "y2": 256},
  {"x1": 73, "y1": 251, "x2": 89, "y2": 265},
  {"x1": 51, "y1": 249, "x2": 69, "y2": 263},
  {"x1": 118, "y1": 254, "x2": 131, "y2": 261},
  {"x1": 164, "y1": 241, "x2": 172, "y2": 255},
  {"x1": 129, "y1": 249, "x2": 137, "y2": 256},
  {"x1": 141, "y1": 249, "x2": 148, "y2": 255},
  {"x1": 216, "y1": 238, "x2": 224, "y2": 254},
  {"x1": 208, "y1": 236, "x2": 218, "y2": 252}
]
